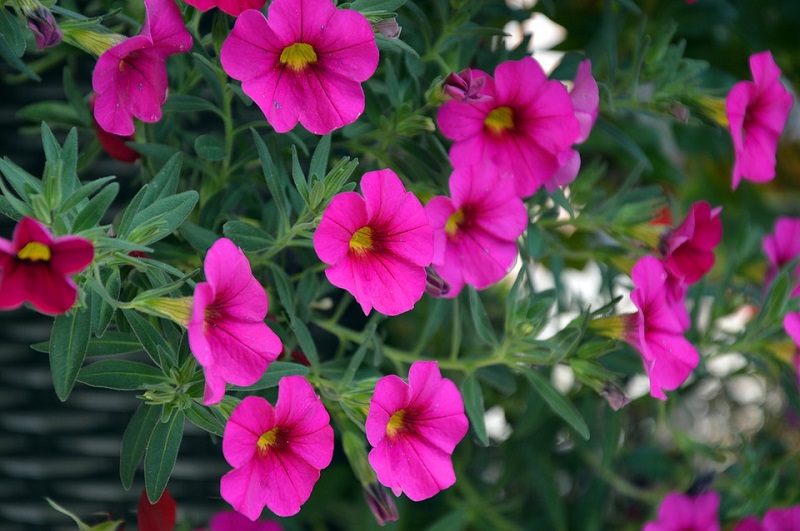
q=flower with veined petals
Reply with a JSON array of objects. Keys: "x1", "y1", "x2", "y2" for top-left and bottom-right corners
[
  {"x1": 220, "y1": 0, "x2": 379, "y2": 135},
  {"x1": 437, "y1": 57, "x2": 580, "y2": 198},
  {"x1": 92, "y1": 0, "x2": 192, "y2": 136},
  {"x1": 366, "y1": 361, "x2": 469, "y2": 501},
  {"x1": 0, "y1": 217, "x2": 93, "y2": 315},
  {"x1": 763, "y1": 217, "x2": 800, "y2": 297},
  {"x1": 643, "y1": 491, "x2": 721, "y2": 531},
  {"x1": 425, "y1": 163, "x2": 528, "y2": 297},
  {"x1": 625, "y1": 256, "x2": 700, "y2": 400},
  {"x1": 207, "y1": 511, "x2": 282, "y2": 531},
  {"x1": 220, "y1": 377, "x2": 334, "y2": 519},
  {"x1": 313, "y1": 169, "x2": 434, "y2": 316},
  {"x1": 736, "y1": 505, "x2": 800, "y2": 531},
  {"x1": 188, "y1": 238, "x2": 282, "y2": 405},
  {"x1": 182, "y1": 0, "x2": 266, "y2": 16},
  {"x1": 726, "y1": 50, "x2": 793, "y2": 190}
]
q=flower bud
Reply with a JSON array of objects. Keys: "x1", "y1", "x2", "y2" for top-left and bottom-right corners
[
  {"x1": 373, "y1": 17, "x2": 401, "y2": 39},
  {"x1": 442, "y1": 69, "x2": 493, "y2": 103},
  {"x1": 364, "y1": 482, "x2": 399, "y2": 526},
  {"x1": 23, "y1": 3, "x2": 62, "y2": 50},
  {"x1": 425, "y1": 266, "x2": 451, "y2": 297}
]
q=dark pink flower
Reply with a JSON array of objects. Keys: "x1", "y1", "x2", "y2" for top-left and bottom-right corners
[
  {"x1": 726, "y1": 51, "x2": 793, "y2": 190},
  {"x1": 366, "y1": 361, "x2": 468, "y2": 501},
  {"x1": 625, "y1": 256, "x2": 700, "y2": 400},
  {"x1": 220, "y1": 0, "x2": 379, "y2": 135},
  {"x1": 442, "y1": 69, "x2": 492, "y2": 104},
  {"x1": 183, "y1": 0, "x2": 267, "y2": 16},
  {"x1": 735, "y1": 505, "x2": 800, "y2": 531},
  {"x1": 0, "y1": 217, "x2": 93, "y2": 315},
  {"x1": 425, "y1": 163, "x2": 528, "y2": 297},
  {"x1": 661, "y1": 201, "x2": 722, "y2": 284},
  {"x1": 643, "y1": 491, "x2": 720, "y2": 531},
  {"x1": 209, "y1": 511, "x2": 282, "y2": 531},
  {"x1": 188, "y1": 238, "x2": 282, "y2": 405},
  {"x1": 92, "y1": 0, "x2": 192, "y2": 136},
  {"x1": 437, "y1": 57, "x2": 580, "y2": 197},
  {"x1": 763, "y1": 217, "x2": 800, "y2": 297},
  {"x1": 220, "y1": 377, "x2": 334, "y2": 519},
  {"x1": 138, "y1": 488, "x2": 175, "y2": 531},
  {"x1": 783, "y1": 312, "x2": 800, "y2": 384},
  {"x1": 89, "y1": 93, "x2": 140, "y2": 163},
  {"x1": 313, "y1": 169, "x2": 434, "y2": 316}
]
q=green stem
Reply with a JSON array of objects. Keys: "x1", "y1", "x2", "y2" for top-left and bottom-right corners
[{"x1": 578, "y1": 449, "x2": 661, "y2": 503}]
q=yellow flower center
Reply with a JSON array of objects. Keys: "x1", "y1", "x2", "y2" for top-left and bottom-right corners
[
  {"x1": 350, "y1": 226, "x2": 374, "y2": 253},
  {"x1": 17, "y1": 242, "x2": 51, "y2": 262},
  {"x1": 386, "y1": 410, "x2": 406, "y2": 438},
  {"x1": 257, "y1": 427, "x2": 282, "y2": 453},
  {"x1": 280, "y1": 43, "x2": 318, "y2": 72},
  {"x1": 445, "y1": 208, "x2": 465, "y2": 237},
  {"x1": 484, "y1": 106, "x2": 514, "y2": 134}
]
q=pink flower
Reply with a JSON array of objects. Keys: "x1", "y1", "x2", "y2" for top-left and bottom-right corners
[
  {"x1": 188, "y1": 238, "x2": 282, "y2": 405},
  {"x1": 661, "y1": 201, "x2": 722, "y2": 284},
  {"x1": 92, "y1": 0, "x2": 192, "y2": 136},
  {"x1": 208, "y1": 511, "x2": 282, "y2": 531},
  {"x1": 442, "y1": 69, "x2": 492, "y2": 103},
  {"x1": 625, "y1": 256, "x2": 700, "y2": 400},
  {"x1": 313, "y1": 169, "x2": 434, "y2": 316},
  {"x1": 643, "y1": 491, "x2": 720, "y2": 531},
  {"x1": 763, "y1": 217, "x2": 800, "y2": 297},
  {"x1": 726, "y1": 50, "x2": 793, "y2": 190},
  {"x1": 437, "y1": 57, "x2": 580, "y2": 198},
  {"x1": 783, "y1": 312, "x2": 800, "y2": 384},
  {"x1": 425, "y1": 163, "x2": 528, "y2": 297},
  {"x1": 89, "y1": 93, "x2": 140, "y2": 163},
  {"x1": 220, "y1": 0, "x2": 379, "y2": 135},
  {"x1": 735, "y1": 505, "x2": 800, "y2": 531},
  {"x1": 366, "y1": 361, "x2": 469, "y2": 501},
  {"x1": 220, "y1": 376, "x2": 334, "y2": 519},
  {"x1": 0, "y1": 217, "x2": 94, "y2": 315},
  {"x1": 183, "y1": 0, "x2": 266, "y2": 16}
]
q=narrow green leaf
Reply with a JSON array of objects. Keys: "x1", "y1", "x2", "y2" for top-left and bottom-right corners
[
  {"x1": 49, "y1": 308, "x2": 92, "y2": 401},
  {"x1": 91, "y1": 267, "x2": 120, "y2": 337},
  {"x1": 185, "y1": 402, "x2": 226, "y2": 437},
  {"x1": 17, "y1": 102, "x2": 83, "y2": 127},
  {"x1": 291, "y1": 144, "x2": 309, "y2": 203},
  {"x1": 163, "y1": 94, "x2": 222, "y2": 116},
  {"x1": 231, "y1": 361, "x2": 310, "y2": 391},
  {"x1": 340, "y1": 322, "x2": 377, "y2": 387},
  {"x1": 123, "y1": 309, "x2": 176, "y2": 369},
  {"x1": 130, "y1": 190, "x2": 199, "y2": 245},
  {"x1": 120, "y1": 403, "x2": 162, "y2": 489},
  {"x1": 222, "y1": 220, "x2": 275, "y2": 252},
  {"x1": 71, "y1": 182, "x2": 119, "y2": 232},
  {"x1": 59, "y1": 176, "x2": 116, "y2": 214},
  {"x1": 77, "y1": 360, "x2": 166, "y2": 390},
  {"x1": 143, "y1": 153, "x2": 182, "y2": 204},
  {"x1": 270, "y1": 265, "x2": 296, "y2": 319},
  {"x1": 252, "y1": 129, "x2": 289, "y2": 229},
  {"x1": 349, "y1": 0, "x2": 408, "y2": 16},
  {"x1": 309, "y1": 135, "x2": 331, "y2": 180},
  {"x1": 375, "y1": 33, "x2": 420, "y2": 58},
  {"x1": 117, "y1": 184, "x2": 148, "y2": 238},
  {"x1": 467, "y1": 287, "x2": 498, "y2": 347},
  {"x1": 290, "y1": 317, "x2": 320, "y2": 371},
  {"x1": 460, "y1": 374, "x2": 489, "y2": 446},
  {"x1": 519, "y1": 367, "x2": 590, "y2": 440},
  {"x1": 0, "y1": 156, "x2": 42, "y2": 198},
  {"x1": 0, "y1": 8, "x2": 25, "y2": 57},
  {"x1": 194, "y1": 134, "x2": 226, "y2": 161},
  {"x1": 86, "y1": 331, "x2": 144, "y2": 357},
  {"x1": 145, "y1": 410, "x2": 184, "y2": 503}
]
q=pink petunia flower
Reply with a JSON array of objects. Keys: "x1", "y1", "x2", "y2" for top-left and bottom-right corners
[
  {"x1": 425, "y1": 163, "x2": 528, "y2": 297},
  {"x1": 735, "y1": 505, "x2": 800, "y2": 531},
  {"x1": 92, "y1": 0, "x2": 192, "y2": 136},
  {"x1": 188, "y1": 238, "x2": 282, "y2": 405},
  {"x1": 220, "y1": 0, "x2": 379, "y2": 135},
  {"x1": 89, "y1": 93, "x2": 140, "y2": 163},
  {"x1": 437, "y1": 57, "x2": 580, "y2": 198},
  {"x1": 783, "y1": 312, "x2": 800, "y2": 385},
  {"x1": 182, "y1": 0, "x2": 266, "y2": 16},
  {"x1": 726, "y1": 50, "x2": 793, "y2": 190},
  {"x1": 208, "y1": 510, "x2": 282, "y2": 531},
  {"x1": 0, "y1": 217, "x2": 94, "y2": 315},
  {"x1": 661, "y1": 201, "x2": 723, "y2": 284},
  {"x1": 313, "y1": 169, "x2": 434, "y2": 316},
  {"x1": 365, "y1": 361, "x2": 469, "y2": 501},
  {"x1": 220, "y1": 376, "x2": 334, "y2": 519},
  {"x1": 625, "y1": 256, "x2": 700, "y2": 400},
  {"x1": 643, "y1": 491, "x2": 721, "y2": 531},
  {"x1": 763, "y1": 217, "x2": 800, "y2": 297}
]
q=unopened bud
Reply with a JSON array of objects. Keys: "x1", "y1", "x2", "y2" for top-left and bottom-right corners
[
  {"x1": 442, "y1": 69, "x2": 493, "y2": 104},
  {"x1": 425, "y1": 266, "x2": 451, "y2": 298},
  {"x1": 374, "y1": 18, "x2": 401, "y2": 39},
  {"x1": 601, "y1": 383, "x2": 631, "y2": 411},
  {"x1": 364, "y1": 482, "x2": 399, "y2": 526},
  {"x1": 24, "y1": 4, "x2": 62, "y2": 50}
]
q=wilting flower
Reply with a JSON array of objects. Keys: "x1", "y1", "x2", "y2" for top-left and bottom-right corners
[
  {"x1": 425, "y1": 163, "x2": 528, "y2": 297},
  {"x1": 661, "y1": 201, "x2": 722, "y2": 284},
  {"x1": 442, "y1": 69, "x2": 492, "y2": 104},
  {"x1": 188, "y1": 238, "x2": 282, "y2": 405},
  {"x1": 89, "y1": 93, "x2": 140, "y2": 163},
  {"x1": 208, "y1": 511, "x2": 282, "y2": 531},
  {"x1": 313, "y1": 169, "x2": 434, "y2": 316},
  {"x1": 220, "y1": 377, "x2": 334, "y2": 519},
  {"x1": 0, "y1": 217, "x2": 93, "y2": 315},
  {"x1": 366, "y1": 361, "x2": 469, "y2": 501},
  {"x1": 726, "y1": 50, "x2": 793, "y2": 189},
  {"x1": 437, "y1": 57, "x2": 580, "y2": 197},
  {"x1": 92, "y1": 0, "x2": 192, "y2": 136},
  {"x1": 182, "y1": 0, "x2": 267, "y2": 16},
  {"x1": 625, "y1": 256, "x2": 700, "y2": 400},
  {"x1": 763, "y1": 217, "x2": 800, "y2": 296},
  {"x1": 736, "y1": 505, "x2": 800, "y2": 531},
  {"x1": 18, "y1": 0, "x2": 62, "y2": 50},
  {"x1": 220, "y1": 0, "x2": 379, "y2": 135},
  {"x1": 643, "y1": 491, "x2": 720, "y2": 531}
]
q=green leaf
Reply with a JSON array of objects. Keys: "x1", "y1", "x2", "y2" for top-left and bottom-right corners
[
  {"x1": 309, "y1": 135, "x2": 331, "y2": 180},
  {"x1": 194, "y1": 134, "x2": 226, "y2": 161},
  {"x1": 59, "y1": 176, "x2": 116, "y2": 214},
  {"x1": 145, "y1": 410, "x2": 184, "y2": 503},
  {"x1": 17, "y1": 102, "x2": 84, "y2": 127},
  {"x1": 460, "y1": 373, "x2": 489, "y2": 446},
  {"x1": 77, "y1": 360, "x2": 166, "y2": 390},
  {"x1": 231, "y1": 361, "x2": 310, "y2": 391},
  {"x1": 270, "y1": 265, "x2": 296, "y2": 319},
  {"x1": 120, "y1": 403, "x2": 162, "y2": 489},
  {"x1": 91, "y1": 267, "x2": 120, "y2": 337},
  {"x1": 467, "y1": 287, "x2": 498, "y2": 347},
  {"x1": 375, "y1": 33, "x2": 420, "y2": 58},
  {"x1": 519, "y1": 367, "x2": 590, "y2": 440},
  {"x1": 222, "y1": 220, "x2": 275, "y2": 252},
  {"x1": 180, "y1": 222, "x2": 219, "y2": 253},
  {"x1": 123, "y1": 309, "x2": 177, "y2": 369},
  {"x1": 143, "y1": 153, "x2": 182, "y2": 204},
  {"x1": 163, "y1": 94, "x2": 222, "y2": 116},
  {"x1": 0, "y1": 156, "x2": 42, "y2": 198},
  {"x1": 0, "y1": 8, "x2": 25, "y2": 57},
  {"x1": 185, "y1": 402, "x2": 226, "y2": 437},
  {"x1": 349, "y1": 0, "x2": 407, "y2": 15},
  {"x1": 127, "y1": 142, "x2": 179, "y2": 161},
  {"x1": 290, "y1": 145, "x2": 309, "y2": 203},
  {"x1": 87, "y1": 331, "x2": 143, "y2": 357},
  {"x1": 71, "y1": 182, "x2": 119, "y2": 232},
  {"x1": 49, "y1": 308, "x2": 92, "y2": 401},
  {"x1": 130, "y1": 190, "x2": 199, "y2": 245},
  {"x1": 340, "y1": 322, "x2": 378, "y2": 387},
  {"x1": 252, "y1": 129, "x2": 289, "y2": 230},
  {"x1": 290, "y1": 317, "x2": 320, "y2": 372},
  {"x1": 45, "y1": 498, "x2": 91, "y2": 531}
]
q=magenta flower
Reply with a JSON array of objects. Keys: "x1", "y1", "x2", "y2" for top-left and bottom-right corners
[
  {"x1": 726, "y1": 50, "x2": 793, "y2": 190},
  {"x1": 220, "y1": 0, "x2": 379, "y2": 135},
  {"x1": 763, "y1": 217, "x2": 800, "y2": 296},
  {"x1": 366, "y1": 361, "x2": 469, "y2": 501},
  {"x1": 0, "y1": 217, "x2": 93, "y2": 315},
  {"x1": 188, "y1": 238, "x2": 282, "y2": 405},
  {"x1": 736, "y1": 505, "x2": 800, "y2": 531},
  {"x1": 183, "y1": 0, "x2": 266, "y2": 16},
  {"x1": 643, "y1": 491, "x2": 720, "y2": 531},
  {"x1": 442, "y1": 69, "x2": 492, "y2": 104},
  {"x1": 661, "y1": 201, "x2": 722, "y2": 284},
  {"x1": 313, "y1": 169, "x2": 434, "y2": 316},
  {"x1": 625, "y1": 256, "x2": 700, "y2": 400},
  {"x1": 208, "y1": 511, "x2": 282, "y2": 531},
  {"x1": 437, "y1": 57, "x2": 580, "y2": 198},
  {"x1": 220, "y1": 376, "x2": 334, "y2": 519},
  {"x1": 92, "y1": 0, "x2": 192, "y2": 136},
  {"x1": 24, "y1": 4, "x2": 62, "y2": 50},
  {"x1": 783, "y1": 312, "x2": 800, "y2": 384},
  {"x1": 425, "y1": 163, "x2": 528, "y2": 297}
]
